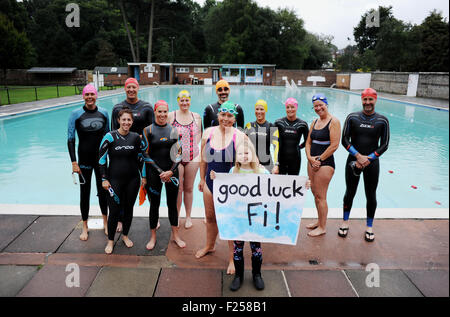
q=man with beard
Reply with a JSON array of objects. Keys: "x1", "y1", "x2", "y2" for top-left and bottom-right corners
[
  {"x1": 339, "y1": 88, "x2": 390, "y2": 243},
  {"x1": 203, "y1": 79, "x2": 245, "y2": 129}
]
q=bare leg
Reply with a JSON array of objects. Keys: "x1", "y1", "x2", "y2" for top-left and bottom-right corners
[
  {"x1": 226, "y1": 240, "x2": 235, "y2": 274},
  {"x1": 80, "y1": 220, "x2": 89, "y2": 241},
  {"x1": 116, "y1": 221, "x2": 122, "y2": 232},
  {"x1": 195, "y1": 186, "x2": 217, "y2": 258},
  {"x1": 146, "y1": 229, "x2": 157, "y2": 250},
  {"x1": 306, "y1": 165, "x2": 319, "y2": 230},
  {"x1": 308, "y1": 165, "x2": 334, "y2": 237},
  {"x1": 105, "y1": 240, "x2": 114, "y2": 254},
  {"x1": 183, "y1": 162, "x2": 199, "y2": 229},
  {"x1": 172, "y1": 226, "x2": 186, "y2": 248}
]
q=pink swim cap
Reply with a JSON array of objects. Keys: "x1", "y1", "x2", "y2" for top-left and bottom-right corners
[
  {"x1": 125, "y1": 77, "x2": 139, "y2": 88},
  {"x1": 82, "y1": 84, "x2": 97, "y2": 98},
  {"x1": 154, "y1": 100, "x2": 169, "y2": 112},
  {"x1": 285, "y1": 97, "x2": 298, "y2": 109}
]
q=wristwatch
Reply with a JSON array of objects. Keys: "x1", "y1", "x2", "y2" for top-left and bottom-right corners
[{"x1": 316, "y1": 157, "x2": 322, "y2": 162}]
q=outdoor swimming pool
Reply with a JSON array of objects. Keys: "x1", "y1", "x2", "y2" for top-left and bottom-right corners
[{"x1": 0, "y1": 86, "x2": 448, "y2": 210}]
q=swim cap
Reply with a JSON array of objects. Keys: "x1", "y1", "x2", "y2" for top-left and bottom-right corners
[
  {"x1": 125, "y1": 77, "x2": 139, "y2": 88},
  {"x1": 82, "y1": 84, "x2": 97, "y2": 98},
  {"x1": 154, "y1": 100, "x2": 169, "y2": 112},
  {"x1": 177, "y1": 90, "x2": 191, "y2": 102},
  {"x1": 361, "y1": 88, "x2": 377, "y2": 99},
  {"x1": 218, "y1": 101, "x2": 238, "y2": 117},
  {"x1": 312, "y1": 93, "x2": 328, "y2": 105},
  {"x1": 285, "y1": 97, "x2": 298, "y2": 109},
  {"x1": 216, "y1": 79, "x2": 230, "y2": 91},
  {"x1": 255, "y1": 99, "x2": 268, "y2": 112}
]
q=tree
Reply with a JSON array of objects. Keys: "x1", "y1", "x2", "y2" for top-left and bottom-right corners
[
  {"x1": 419, "y1": 11, "x2": 449, "y2": 71},
  {"x1": 0, "y1": 13, "x2": 35, "y2": 71}
]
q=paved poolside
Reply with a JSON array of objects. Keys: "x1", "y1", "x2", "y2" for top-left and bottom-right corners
[{"x1": 0, "y1": 215, "x2": 448, "y2": 298}]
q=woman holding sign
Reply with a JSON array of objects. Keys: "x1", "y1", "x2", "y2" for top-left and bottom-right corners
[
  {"x1": 196, "y1": 101, "x2": 249, "y2": 275},
  {"x1": 305, "y1": 94, "x2": 341, "y2": 237}
]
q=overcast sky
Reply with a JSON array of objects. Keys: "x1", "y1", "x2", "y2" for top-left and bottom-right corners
[{"x1": 194, "y1": 0, "x2": 449, "y2": 49}]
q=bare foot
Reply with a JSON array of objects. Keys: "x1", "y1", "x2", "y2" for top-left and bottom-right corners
[
  {"x1": 104, "y1": 227, "x2": 108, "y2": 236},
  {"x1": 146, "y1": 237, "x2": 157, "y2": 250},
  {"x1": 195, "y1": 247, "x2": 215, "y2": 259},
  {"x1": 79, "y1": 230, "x2": 89, "y2": 241},
  {"x1": 184, "y1": 218, "x2": 193, "y2": 229},
  {"x1": 116, "y1": 222, "x2": 123, "y2": 233},
  {"x1": 156, "y1": 221, "x2": 161, "y2": 230},
  {"x1": 122, "y1": 236, "x2": 134, "y2": 248},
  {"x1": 308, "y1": 227, "x2": 327, "y2": 237},
  {"x1": 173, "y1": 237, "x2": 186, "y2": 248},
  {"x1": 105, "y1": 241, "x2": 114, "y2": 254},
  {"x1": 306, "y1": 222, "x2": 319, "y2": 229},
  {"x1": 203, "y1": 218, "x2": 207, "y2": 224},
  {"x1": 227, "y1": 261, "x2": 235, "y2": 275}
]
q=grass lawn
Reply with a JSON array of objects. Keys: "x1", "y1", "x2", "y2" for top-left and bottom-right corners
[{"x1": 0, "y1": 85, "x2": 122, "y2": 105}]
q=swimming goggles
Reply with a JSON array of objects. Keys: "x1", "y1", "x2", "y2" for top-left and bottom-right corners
[
  {"x1": 312, "y1": 95, "x2": 328, "y2": 105},
  {"x1": 108, "y1": 187, "x2": 121, "y2": 204},
  {"x1": 72, "y1": 172, "x2": 86, "y2": 185},
  {"x1": 217, "y1": 87, "x2": 229, "y2": 93},
  {"x1": 349, "y1": 161, "x2": 363, "y2": 177},
  {"x1": 218, "y1": 107, "x2": 238, "y2": 115},
  {"x1": 162, "y1": 177, "x2": 179, "y2": 187}
]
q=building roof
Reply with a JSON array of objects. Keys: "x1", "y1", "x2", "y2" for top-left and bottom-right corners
[
  {"x1": 27, "y1": 67, "x2": 77, "y2": 73},
  {"x1": 127, "y1": 62, "x2": 276, "y2": 67},
  {"x1": 93, "y1": 66, "x2": 128, "y2": 74}
]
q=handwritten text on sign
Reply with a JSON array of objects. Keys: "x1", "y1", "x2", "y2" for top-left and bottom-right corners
[{"x1": 214, "y1": 173, "x2": 308, "y2": 245}]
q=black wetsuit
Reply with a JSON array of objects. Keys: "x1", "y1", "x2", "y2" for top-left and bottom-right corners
[
  {"x1": 111, "y1": 100, "x2": 154, "y2": 135},
  {"x1": 142, "y1": 123, "x2": 182, "y2": 229},
  {"x1": 244, "y1": 121, "x2": 279, "y2": 172},
  {"x1": 274, "y1": 117, "x2": 309, "y2": 175},
  {"x1": 341, "y1": 111, "x2": 390, "y2": 225},
  {"x1": 310, "y1": 118, "x2": 335, "y2": 169},
  {"x1": 203, "y1": 102, "x2": 245, "y2": 130},
  {"x1": 99, "y1": 130, "x2": 145, "y2": 240},
  {"x1": 67, "y1": 105, "x2": 109, "y2": 221}
]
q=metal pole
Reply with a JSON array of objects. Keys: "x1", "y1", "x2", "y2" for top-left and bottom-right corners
[
  {"x1": 6, "y1": 87, "x2": 11, "y2": 105},
  {"x1": 57, "y1": 84, "x2": 59, "y2": 98},
  {"x1": 35, "y1": 87, "x2": 38, "y2": 101}
]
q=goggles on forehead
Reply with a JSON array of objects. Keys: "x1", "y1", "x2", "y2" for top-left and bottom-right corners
[
  {"x1": 218, "y1": 107, "x2": 238, "y2": 115},
  {"x1": 312, "y1": 95, "x2": 328, "y2": 102}
]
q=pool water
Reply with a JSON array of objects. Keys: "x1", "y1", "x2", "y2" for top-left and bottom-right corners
[{"x1": 0, "y1": 86, "x2": 448, "y2": 209}]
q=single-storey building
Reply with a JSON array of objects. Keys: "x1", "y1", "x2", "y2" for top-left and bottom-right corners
[
  {"x1": 92, "y1": 66, "x2": 129, "y2": 87},
  {"x1": 126, "y1": 63, "x2": 276, "y2": 86}
]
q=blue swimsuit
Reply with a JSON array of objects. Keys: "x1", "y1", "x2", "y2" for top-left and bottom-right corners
[{"x1": 205, "y1": 127, "x2": 236, "y2": 193}]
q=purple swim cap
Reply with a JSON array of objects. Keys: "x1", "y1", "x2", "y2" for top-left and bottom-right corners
[
  {"x1": 82, "y1": 84, "x2": 98, "y2": 98},
  {"x1": 285, "y1": 97, "x2": 298, "y2": 109}
]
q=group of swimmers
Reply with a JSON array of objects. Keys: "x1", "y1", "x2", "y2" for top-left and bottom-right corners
[{"x1": 68, "y1": 78, "x2": 390, "y2": 292}]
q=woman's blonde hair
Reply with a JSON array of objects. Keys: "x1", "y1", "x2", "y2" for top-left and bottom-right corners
[{"x1": 234, "y1": 140, "x2": 260, "y2": 173}]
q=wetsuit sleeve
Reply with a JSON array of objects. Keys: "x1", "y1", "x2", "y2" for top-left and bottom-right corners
[
  {"x1": 98, "y1": 133, "x2": 114, "y2": 181},
  {"x1": 368, "y1": 117, "x2": 390, "y2": 161},
  {"x1": 236, "y1": 104, "x2": 245, "y2": 129},
  {"x1": 169, "y1": 128, "x2": 182, "y2": 173},
  {"x1": 99, "y1": 108, "x2": 110, "y2": 134},
  {"x1": 299, "y1": 121, "x2": 309, "y2": 149},
  {"x1": 203, "y1": 105, "x2": 213, "y2": 130},
  {"x1": 142, "y1": 126, "x2": 164, "y2": 174},
  {"x1": 67, "y1": 110, "x2": 78, "y2": 162},
  {"x1": 342, "y1": 115, "x2": 358, "y2": 156}
]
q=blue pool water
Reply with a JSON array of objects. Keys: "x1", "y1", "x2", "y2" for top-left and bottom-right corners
[{"x1": 0, "y1": 86, "x2": 448, "y2": 209}]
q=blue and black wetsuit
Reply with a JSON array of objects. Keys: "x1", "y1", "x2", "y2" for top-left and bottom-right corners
[
  {"x1": 341, "y1": 111, "x2": 390, "y2": 227},
  {"x1": 274, "y1": 117, "x2": 309, "y2": 175},
  {"x1": 99, "y1": 130, "x2": 146, "y2": 240},
  {"x1": 203, "y1": 102, "x2": 245, "y2": 129},
  {"x1": 67, "y1": 105, "x2": 109, "y2": 221},
  {"x1": 142, "y1": 123, "x2": 182, "y2": 229},
  {"x1": 111, "y1": 100, "x2": 155, "y2": 135}
]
